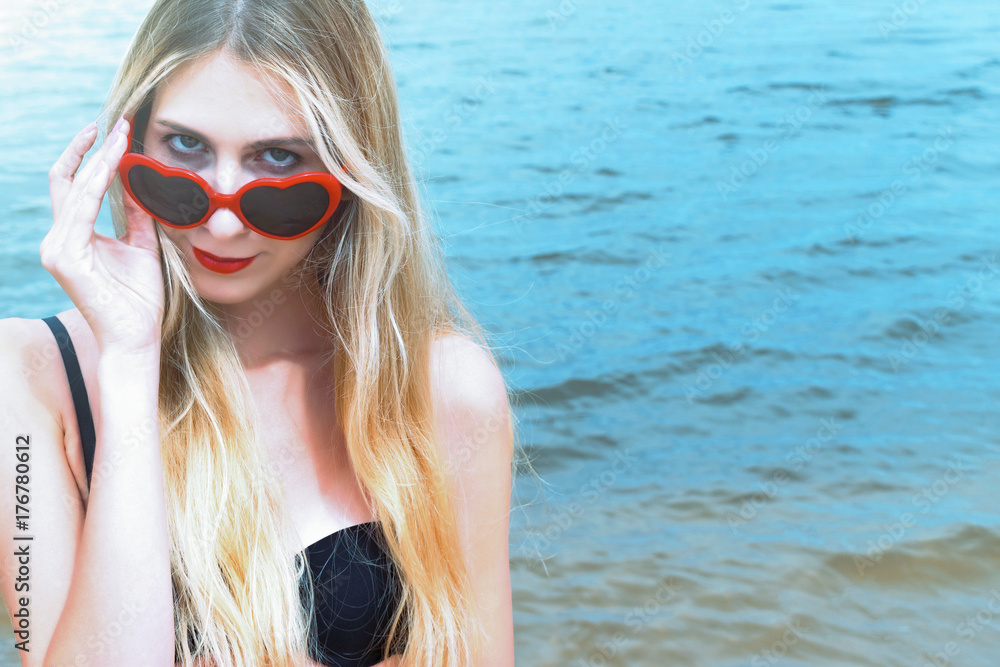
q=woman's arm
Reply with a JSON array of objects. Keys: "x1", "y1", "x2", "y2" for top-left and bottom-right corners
[
  {"x1": 431, "y1": 334, "x2": 516, "y2": 667},
  {"x1": 0, "y1": 322, "x2": 174, "y2": 666},
  {"x1": 0, "y1": 320, "x2": 92, "y2": 667},
  {"x1": 25, "y1": 114, "x2": 173, "y2": 665},
  {"x1": 40, "y1": 349, "x2": 175, "y2": 667}
]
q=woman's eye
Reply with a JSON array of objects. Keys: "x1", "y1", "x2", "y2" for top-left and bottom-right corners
[
  {"x1": 262, "y1": 147, "x2": 299, "y2": 167},
  {"x1": 159, "y1": 134, "x2": 301, "y2": 170},
  {"x1": 165, "y1": 134, "x2": 203, "y2": 152}
]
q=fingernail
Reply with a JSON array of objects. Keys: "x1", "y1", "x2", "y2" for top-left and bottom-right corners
[
  {"x1": 83, "y1": 120, "x2": 98, "y2": 134},
  {"x1": 112, "y1": 116, "x2": 127, "y2": 134}
]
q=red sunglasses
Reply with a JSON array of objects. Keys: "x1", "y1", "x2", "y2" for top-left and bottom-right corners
[{"x1": 118, "y1": 120, "x2": 346, "y2": 240}]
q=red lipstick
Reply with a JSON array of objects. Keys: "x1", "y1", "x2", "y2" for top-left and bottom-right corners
[{"x1": 192, "y1": 246, "x2": 257, "y2": 274}]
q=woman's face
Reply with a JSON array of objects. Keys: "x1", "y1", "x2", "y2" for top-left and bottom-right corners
[{"x1": 143, "y1": 49, "x2": 334, "y2": 306}]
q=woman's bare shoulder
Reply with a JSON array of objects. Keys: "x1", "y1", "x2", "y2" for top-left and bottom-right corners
[
  {"x1": 0, "y1": 316, "x2": 62, "y2": 414},
  {"x1": 428, "y1": 330, "x2": 511, "y2": 466},
  {"x1": 0, "y1": 311, "x2": 96, "y2": 498},
  {"x1": 0, "y1": 310, "x2": 90, "y2": 429},
  {"x1": 430, "y1": 330, "x2": 506, "y2": 408}
]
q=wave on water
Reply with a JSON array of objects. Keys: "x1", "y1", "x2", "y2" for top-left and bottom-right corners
[{"x1": 824, "y1": 524, "x2": 1000, "y2": 589}]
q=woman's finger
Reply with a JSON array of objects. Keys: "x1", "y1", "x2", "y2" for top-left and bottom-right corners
[
  {"x1": 69, "y1": 117, "x2": 127, "y2": 203},
  {"x1": 49, "y1": 121, "x2": 99, "y2": 223},
  {"x1": 63, "y1": 126, "x2": 129, "y2": 251},
  {"x1": 119, "y1": 186, "x2": 159, "y2": 252}
]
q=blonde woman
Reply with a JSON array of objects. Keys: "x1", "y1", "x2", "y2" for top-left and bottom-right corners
[{"x1": 0, "y1": 1, "x2": 517, "y2": 665}]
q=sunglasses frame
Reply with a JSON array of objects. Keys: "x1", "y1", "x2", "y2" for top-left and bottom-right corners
[{"x1": 117, "y1": 120, "x2": 346, "y2": 240}]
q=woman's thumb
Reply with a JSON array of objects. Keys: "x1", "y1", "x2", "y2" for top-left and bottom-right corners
[{"x1": 120, "y1": 187, "x2": 159, "y2": 250}]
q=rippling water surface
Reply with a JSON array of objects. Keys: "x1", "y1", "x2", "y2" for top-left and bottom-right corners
[{"x1": 2, "y1": 1, "x2": 1000, "y2": 665}]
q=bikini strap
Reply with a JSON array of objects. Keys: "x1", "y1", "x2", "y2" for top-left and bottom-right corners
[{"x1": 41, "y1": 316, "x2": 96, "y2": 487}]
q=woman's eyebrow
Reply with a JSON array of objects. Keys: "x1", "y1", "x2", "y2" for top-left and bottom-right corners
[{"x1": 152, "y1": 119, "x2": 315, "y2": 150}]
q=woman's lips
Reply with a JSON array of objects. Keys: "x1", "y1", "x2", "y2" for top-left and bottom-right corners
[{"x1": 192, "y1": 246, "x2": 257, "y2": 274}]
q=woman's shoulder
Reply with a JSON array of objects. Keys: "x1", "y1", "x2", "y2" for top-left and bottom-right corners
[
  {"x1": 0, "y1": 314, "x2": 61, "y2": 414},
  {"x1": 0, "y1": 310, "x2": 96, "y2": 499},
  {"x1": 429, "y1": 331, "x2": 507, "y2": 411},
  {"x1": 0, "y1": 309, "x2": 93, "y2": 432},
  {"x1": 428, "y1": 330, "x2": 512, "y2": 464}
]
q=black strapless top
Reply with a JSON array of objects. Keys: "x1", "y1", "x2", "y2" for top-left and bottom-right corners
[{"x1": 41, "y1": 315, "x2": 407, "y2": 667}]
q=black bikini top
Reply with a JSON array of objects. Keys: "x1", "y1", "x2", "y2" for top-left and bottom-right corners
[{"x1": 41, "y1": 315, "x2": 407, "y2": 666}]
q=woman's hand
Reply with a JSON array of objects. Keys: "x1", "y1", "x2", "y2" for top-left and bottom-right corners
[{"x1": 41, "y1": 116, "x2": 164, "y2": 354}]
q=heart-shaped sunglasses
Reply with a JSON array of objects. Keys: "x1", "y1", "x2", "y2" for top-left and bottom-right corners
[{"x1": 117, "y1": 120, "x2": 346, "y2": 240}]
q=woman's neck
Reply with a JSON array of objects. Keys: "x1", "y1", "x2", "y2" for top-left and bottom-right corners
[{"x1": 218, "y1": 281, "x2": 334, "y2": 370}]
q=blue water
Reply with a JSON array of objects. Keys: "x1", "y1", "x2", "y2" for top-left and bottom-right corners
[{"x1": 2, "y1": 0, "x2": 1000, "y2": 665}]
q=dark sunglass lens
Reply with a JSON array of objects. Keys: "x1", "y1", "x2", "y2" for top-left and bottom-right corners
[
  {"x1": 128, "y1": 165, "x2": 210, "y2": 227},
  {"x1": 240, "y1": 182, "x2": 332, "y2": 237}
]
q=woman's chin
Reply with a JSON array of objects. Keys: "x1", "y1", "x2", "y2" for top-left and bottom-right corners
[{"x1": 189, "y1": 274, "x2": 265, "y2": 306}]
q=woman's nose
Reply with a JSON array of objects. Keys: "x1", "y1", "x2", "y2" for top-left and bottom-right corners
[
  {"x1": 212, "y1": 159, "x2": 242, "y2": 194},
  {"x1": 202, "y1": 204, "x2": 246, "y2": 238},
  {"x1": 202, "y1": 160, "x2": 251, "y2": 237}
]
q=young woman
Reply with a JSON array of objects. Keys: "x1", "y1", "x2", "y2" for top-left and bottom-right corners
[{"x1": 0, "y1": 1, "x2": 516, "y2": 665}]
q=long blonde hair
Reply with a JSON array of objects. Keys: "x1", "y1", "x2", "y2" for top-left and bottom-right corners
[{"x1": 99, "y1": 0, "x2": 526, "y2": 664}]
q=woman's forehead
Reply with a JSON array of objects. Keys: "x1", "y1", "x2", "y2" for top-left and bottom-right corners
[{"x1": 149, "y1": 50, "x2": 306, "y2": 143}]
